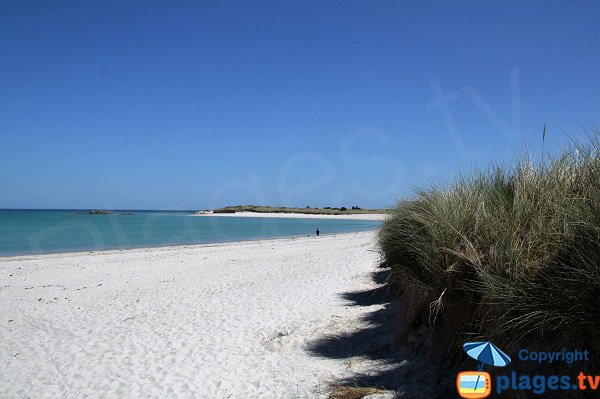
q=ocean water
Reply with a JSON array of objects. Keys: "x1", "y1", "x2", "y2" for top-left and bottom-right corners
[{"x1": 0, "y1": 210, "x2": 381, "y2": 256}]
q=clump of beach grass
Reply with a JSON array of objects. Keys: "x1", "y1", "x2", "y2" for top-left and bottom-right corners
[{"x1": 378, "y1": 129, "x2": 600, "y2": 359}]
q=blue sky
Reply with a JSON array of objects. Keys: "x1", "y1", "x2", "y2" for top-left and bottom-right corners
[{"x1": 1, "y1": 0, "x2": 598, "y2": 210}]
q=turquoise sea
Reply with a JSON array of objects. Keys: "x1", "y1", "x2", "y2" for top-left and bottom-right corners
[{"x1": 0, "y1": 210, "x2": 381, "y2": 256}]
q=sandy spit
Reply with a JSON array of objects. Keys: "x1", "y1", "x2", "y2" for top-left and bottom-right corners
[{"x1": 192, "y1": 211, "x2": 389, "y2": 221}]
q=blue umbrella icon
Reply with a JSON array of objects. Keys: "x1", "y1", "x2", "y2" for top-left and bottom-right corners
[{"x1": 463, "y1": 341, "x2": 511, "y2": 368}]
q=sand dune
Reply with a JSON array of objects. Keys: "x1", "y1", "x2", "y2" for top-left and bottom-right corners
[{"x1": 0, "y1": 232, "x2": 390, "y2": 398}]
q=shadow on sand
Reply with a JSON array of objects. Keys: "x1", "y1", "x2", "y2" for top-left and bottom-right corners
[
  {"x1": 307, "y1": 268, "x2": 457, "y2": 399},
  {"x1": 309, "y1": 268, "x2": 595, "y2": 399}
]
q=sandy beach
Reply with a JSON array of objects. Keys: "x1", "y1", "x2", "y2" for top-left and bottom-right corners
[
  {"x1": 0, "y1": 232, "x2": 389, "y2": 398},
  {"x1": 193, "y1": 212, "x2": 389, "y2": 221}
]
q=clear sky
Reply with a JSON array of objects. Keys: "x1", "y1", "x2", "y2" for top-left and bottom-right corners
[{"x1": 1, "y1": 0, "x2": 598, "y2": 210}]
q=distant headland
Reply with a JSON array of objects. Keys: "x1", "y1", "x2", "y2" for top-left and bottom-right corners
[{"x1": 196, "y1": 205, "x2": 390, "y2": 216}]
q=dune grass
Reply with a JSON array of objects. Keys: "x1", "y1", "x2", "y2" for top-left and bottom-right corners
[
  {"x1": 328, "y1": 386, "x2": 388, "y2": 399},
  {"x1": 378, "y1": 130, "x2": 600, "y2": 358}
]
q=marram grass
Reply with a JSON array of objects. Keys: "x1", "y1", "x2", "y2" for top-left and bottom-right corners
[{"x1": 379, "y1": 130, "x2": 600, "y2": 355}]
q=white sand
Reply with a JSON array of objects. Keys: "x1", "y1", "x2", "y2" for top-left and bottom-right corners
[
  {"x1": 0, "y1": 232, "x2": 387, "y2": 398},
  {"x1": 193, "y1": 211, "x2": 388, "y2": 220}
]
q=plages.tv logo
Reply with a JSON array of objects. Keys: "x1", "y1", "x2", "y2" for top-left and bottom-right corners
[{"x1": 457, "y1": 341, "x2": 511, "y2": 399}]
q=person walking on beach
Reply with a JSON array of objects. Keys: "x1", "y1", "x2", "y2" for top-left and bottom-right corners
[{"x1": 316, "y1": 227, "x2": 320, "y2": 236}]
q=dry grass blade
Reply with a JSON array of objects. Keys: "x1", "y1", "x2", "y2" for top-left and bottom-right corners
[{"x1": 328, "y1": 385, "x2": 389, "y2": 399}]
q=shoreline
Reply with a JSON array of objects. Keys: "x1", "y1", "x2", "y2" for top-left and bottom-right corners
[
  {"x1": 0, "y1": 231, "x2": 391, "y2": 398},
  {"x1": 0, "y1": 229, "x2": 379, "y2": 261},
  {"x1": 193, "y1": 211, "x2": 389, "y2": 220}
]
